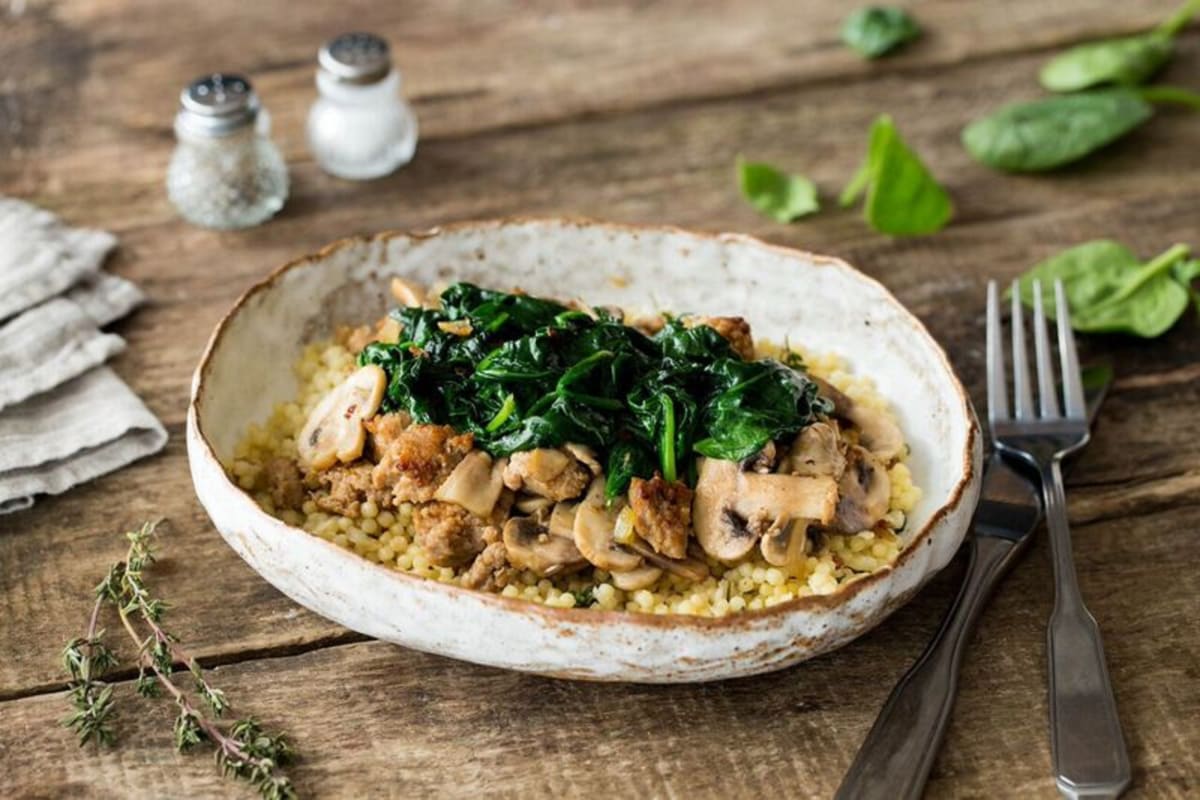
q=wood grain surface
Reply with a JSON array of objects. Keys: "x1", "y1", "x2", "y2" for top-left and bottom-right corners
[{"x1": 1, "y1": 1, "x2": 1198, "y2": 797}]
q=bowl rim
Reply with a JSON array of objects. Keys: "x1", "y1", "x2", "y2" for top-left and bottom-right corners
[{"x1": 190, "y1": 216, "x2": 979, "y2": 631}]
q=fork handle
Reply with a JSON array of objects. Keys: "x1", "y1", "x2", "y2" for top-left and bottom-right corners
[
  {"x1": 834, "y1": 535, "x2": 1025, "y2": 800},
  {"x1": 1042, "y1": 459, "x2": 1131, "y2": 800}
]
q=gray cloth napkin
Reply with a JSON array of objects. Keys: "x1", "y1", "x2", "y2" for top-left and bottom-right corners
[{"x1": 0, "y1": 196, "x2": 166, "y2": 515}]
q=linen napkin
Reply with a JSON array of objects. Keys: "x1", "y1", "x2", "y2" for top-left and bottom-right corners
[{"x1": 0, "y1": 196, "x2": 167, "y2": 514}]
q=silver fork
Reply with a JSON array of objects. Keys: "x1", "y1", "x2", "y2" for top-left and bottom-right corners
[{"x1": 987, "y1": 279, "x2": 1131, "y2": 800}]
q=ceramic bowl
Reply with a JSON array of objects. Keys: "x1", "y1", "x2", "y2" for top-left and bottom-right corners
[{"x1": 188, "y1": 218, "x2": 980, "y2": 683}]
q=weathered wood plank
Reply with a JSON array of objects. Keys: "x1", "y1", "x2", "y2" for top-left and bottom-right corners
[
  {"x1": 2, "y1": 40, "x2": 1199, "y2": 697},
  {"x1": 2, "y1": 505, "x2": 1197, "y2": 798}
]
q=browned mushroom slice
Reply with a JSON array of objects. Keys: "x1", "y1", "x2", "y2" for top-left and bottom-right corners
[
  {"x1": 693, "y1": 457, "x2": 837, "y2": 563},
  {"x1": 548, "y1": 501, "x2": 578, "y2": 540},
  {"x1": 627, "y1": 541, "x2": 710, "y2": 582},
  {"x1": 610, "y1": 565, "x2": 664, "y2": 591},
  {"x1": 573, "y1": 479, "x2": 642, "y2": 572},
  {"x1": 502, "y1": 517, "x2": 587, "y2": 577},
  {"x1": 297, "y1": 365, "x2": 387, "y2": 471},
  {"x1": 813, "y1": 377, "x2": 904, "y2": 463},
  {"x1": 433, "y1": 451, "x2": 506, "y2": 518},
  {"x1": 563, "y1": 442, "x2": 603, "y2": 476},
  {"x1": 783, "y1": 421, "x2": 846, "y2": 480},
  {"x1": 833, "y1": 445, "x2": 892, "y2": 533},
  {"x1": 760, "y1": 520, "x2": 809, "y2": 570},
  {"x1": 502, "y1": 448, "x2": 592, "y2": 501},
  {"x1": 513, "y1": 494, "x2": 555, "y2": 516}
]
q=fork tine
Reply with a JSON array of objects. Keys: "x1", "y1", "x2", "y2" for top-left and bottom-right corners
[
  {"x1": 1056, "y1": 280, "x2": 1086, "y2": 420},
  {"x1": 1031, "y1": 280, "x2": 1061, "y2": 419},
  {"x1": 986, "y1": 281, "x2": 1009, "y2": 424},
  {"x1": 1010, "y1": 281, "x2": 1035, "y2": 420}
]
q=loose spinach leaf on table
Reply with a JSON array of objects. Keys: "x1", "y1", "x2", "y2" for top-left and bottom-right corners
[
  {"x1": 361, "y1": 284, "x2": 831, "y2": 499},
  {"x1": 1039, "y1": 0, "x2": 1199, "y2": 92},
  {"x1": 737, "y1": 157, "x2": 820, "y2": 222},
  {"x1": 840, "y1": 114, "x2": 953, "y2": 236},
  {"x1": 841, "y1": 6, "x2": 921, "y2": 59},
  {"x1": 1173, "y1": 259, "x2": 1200, "y2": 314},
  {"x1": 1013, "y1": 241, "x2": 1193, "y2": 338},
  {"x1": 962, "y1": 88, "x2": 1153, "y2": 172}
]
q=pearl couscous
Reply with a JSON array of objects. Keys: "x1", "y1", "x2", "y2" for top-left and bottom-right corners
[{"x1": 229, "y1": 335, "x2": 921, "y2": 618}]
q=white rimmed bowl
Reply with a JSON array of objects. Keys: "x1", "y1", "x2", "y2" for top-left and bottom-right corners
[{"x1": 187, "y1": 218, "x2": 980, "y2": 683}]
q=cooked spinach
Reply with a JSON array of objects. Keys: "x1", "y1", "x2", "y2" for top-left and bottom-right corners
[
  {"x1": 1039, "y1": 0, "x2": 1198, "y2": 92},
  {"x1": 737, "y1": 158, "x2": 820, "y2": 223},
  {"x1": 841, "y1": 6, "x2": 921, "y2": 59},
  {"x1": 359, "y1": 284, "x2": 831, "y2": 498},
  {"x1": 840, "y1": 114, "x2": 953, "y2": 236},
  {"x1": 1013, "y1": 241, "x2": 1194, "y2": 338},
  {"x1": 961, "y1": 89, "x2": 1153, "y2": 172}
]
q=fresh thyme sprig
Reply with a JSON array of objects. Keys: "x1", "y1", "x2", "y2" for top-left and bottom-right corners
[{"x1": 63, "y1": 521, "x2": 297, "y2": 800}]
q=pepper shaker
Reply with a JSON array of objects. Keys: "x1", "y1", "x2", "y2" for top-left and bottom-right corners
[
  {"x1": 166, "y1": 74, "x2": 289, "y2": 230},
  {"x1": 307, "y1": 33, "x2": 419, "y2": 180}
]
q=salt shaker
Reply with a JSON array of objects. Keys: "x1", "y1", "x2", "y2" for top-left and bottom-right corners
[
  {"x1": 166, "y1": 74, "x2": 289, "y2": 230},
  {"x1": 307, "y1": 33, "x2": 419, "y2": 180}
]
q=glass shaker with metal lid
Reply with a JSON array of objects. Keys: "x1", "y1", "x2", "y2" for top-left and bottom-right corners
[
  {"x1": 166, "y1": 74, "x2": 289, "y2": 230},
  {"x1": 307, "y1": 32, "x2": 419, "y2": 180}
]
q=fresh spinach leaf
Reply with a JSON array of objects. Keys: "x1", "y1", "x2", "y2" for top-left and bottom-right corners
[
  {"x1": 841, "y1": 6, "x2": 921, "y2": 59},
  {"x1": 1138, "y1": 84, "x2": 1200, "y2": 111},
  {"x1": 1040, "y1": 0, "x2": 1199, "y2": 92},
  {"x1": 962, "y1": 89, "x2": 1153, "y2": 172},
  {"x1": 1173, "y1": 258, "x2": 1200, "y2": 314},
  {"x1": 1013, "y1": 241, "x2": 1193, "y2": 337},
  {"x1": 737, "y1": 158, "x2": 820, "y2": 222},
  {"x1": 841, "y1": 114, "x2": 953, "y2": 236}
]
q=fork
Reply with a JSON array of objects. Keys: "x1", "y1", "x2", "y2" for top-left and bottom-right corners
[{"x1": 987, "y1": 279, "x2": 1131, "y2": 800}]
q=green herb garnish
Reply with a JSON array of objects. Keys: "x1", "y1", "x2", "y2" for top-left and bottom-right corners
[
  {"x1": 63, "y1": 522, "x2": 296, "y2": 800},
  {"x1": 358, "y1": 283, "x2": 832, "y2": 499},
  {"x1": 737, "y1": 157, "x2": 820, "y2": 222},
  {"x1": 1012, "y1": 240, "x2": 1194, "y2": 338},
  {"x1": 961, "y1": 88, "x2": 1153, "y2": 172},
  {"x1": 841, "y1": 6, "x2": 921, "y2": 59},
  {"x1": 1039, "y1": 0, "x2": 1199, "y2": 92},
  {"x1": 840, "y1": 114, "x2": 953, "y2": 236}
]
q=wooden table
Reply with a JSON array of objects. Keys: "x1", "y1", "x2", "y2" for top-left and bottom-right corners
[{"x1": 3, "y1": 1, "x2": 1198, "y2": 796}]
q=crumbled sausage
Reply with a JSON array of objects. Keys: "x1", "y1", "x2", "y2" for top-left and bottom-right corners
[
  {"x1": 628, "y1": 475, "x2": 693, "y2": 559},
  {"x1": 462, "y1": 537, "x2": 515, "y2": 591},
  {"x1": 370, "y1": 422, "x2": 475, "y2": 506},
  {"x1": 701, "y1": 316, "x2": 754, "y2": 360},
  {"x1": 411, "y1": 502, "x2": 494, "y2": 567},
  {"x1": 262, "y1": 457, "x2": 304, "y2": 510},
  {"x1": 308, "y1": 462, "x2": 392, "y2": 518},
  {"x1": 502, "y1": 448, "x2": 591, "y2": 502}
]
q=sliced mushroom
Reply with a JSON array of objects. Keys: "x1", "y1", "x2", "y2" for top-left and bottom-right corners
[
  {"x1": 563, "y1": 442, "x2": 603, "y2": 476},
  {"x1": 814, "y1": 377, "x2": 904, "y2": 463},
  {"x1": 572, "y1": 479, "x2": 642, "y2": 572},
  {"x1": 434, "y1": 451, "x2": 505, "y2": 518},
  {"x1": 548, "y1": 502, "x2": 578, "y2": 540},
  {"x1": 503, "y1": 448, "x2": 592, "y2": 501},
  {"x1": 742, "y1": 441, "x2": 777, "y2": 474},
  {"x1": 834, "y1": 445, "x2": 892, "y2": 533},
  {"x1": 760, "y1": 519, "x2": 809, "y2": 570},
  {"x1": 693, "y1": 457, "x2": 837, "y2": 562},
  {"x1": 390, "y1": 277, "x2": 427, "y2": 308},
  {"x1": 782, "y1": 421, "x2": 846, "y2": 479},
  {"x1": 610, "y1": 565, "x2": 664, "y2": 591},
  {"x1": 513, "y1": 494, "x2": 555, "y2": 516},
  {"x1": 297, "y1": 365, "x2": 387, "y2": 471},
  {"x1": 627, "y1": 540, "x2": 710, "y2": 582},
  {"x1": 502, "y1": 517, "x2": 587, "y2": 576}
]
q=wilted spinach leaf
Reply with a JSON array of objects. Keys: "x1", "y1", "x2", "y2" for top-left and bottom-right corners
[
  {"x1": 361, "y1": 284, "x2": 830, "y2": 499},
  {"x1": 841, "y1": 6, "x2": 921, "y2": 59},
  {"x1": 962, "y1": 89, "x2": 1153, "y2": 172},
  {"x1": 737, "y1": 157, "x2": 820, "y2": 223},
  {"x1": 1039, "y1": 0, "x2": 1198, "y2": 92},
  {"x1": 841, "y1": 114, "x2": 953, "y2": 236},
  {"x1": 1013, "y1": 241, "x2": 1193, "y2": 338}
]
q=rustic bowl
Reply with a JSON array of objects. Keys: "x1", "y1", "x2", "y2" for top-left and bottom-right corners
[{"x1": 187, "y1": 218, "x2": 980, "y2": 683}]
